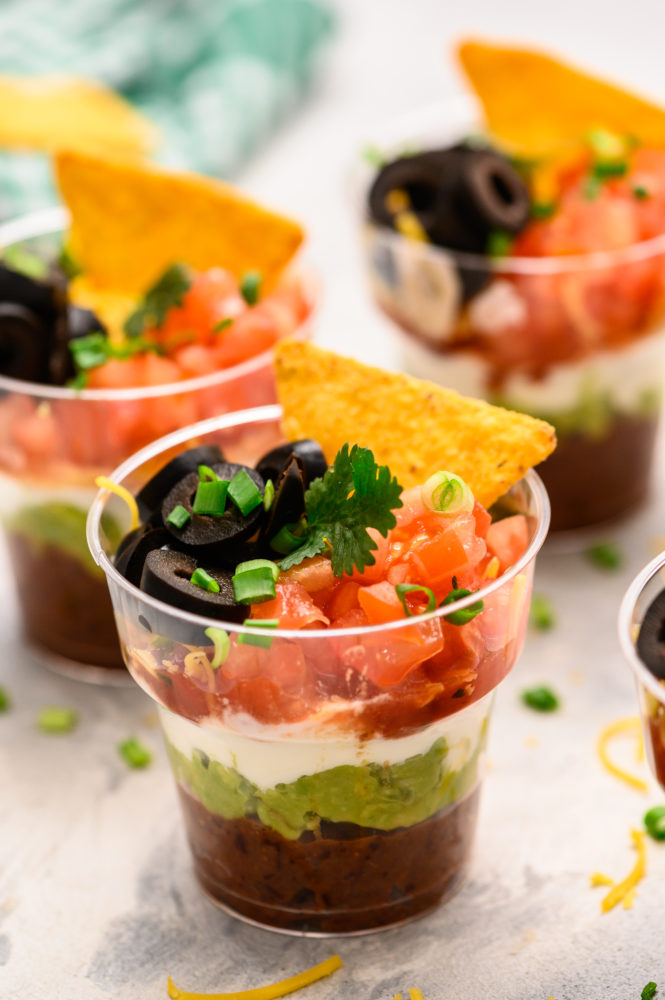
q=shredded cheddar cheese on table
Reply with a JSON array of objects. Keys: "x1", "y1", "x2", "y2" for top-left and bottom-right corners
[
  {"x1": 590, "y1": 829, "x2": 647, "y2": 913},
  {"x1": 597, "y1": 716, "x2": 648, "y2": 793},
  {"x1": 166, "y1": 956, "x2": 343, "y2": 1000}
]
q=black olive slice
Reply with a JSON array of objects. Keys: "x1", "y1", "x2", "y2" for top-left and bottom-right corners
[
  {"x1": 637, "y1": 589, "x2": 665, "y2": 680},
  {"x1": 114, "y1": 525, "x2": 172, "y2": 587},
  {"x1": 161, "y1": 462, "x2": 265, "y2": 555},
  {"x1": 256, "y1": 439, "x2": 327, "y2": 488},
  {"x1": 456, "y1": 151, "x2": 530, "y2": 235},
  {"x1": 0, "y1": 263, "x2": 59, "y2": 327},
  {"x1": 136, "y1": 444, "x2": 226, "y2": 520},
  {"x1": 369, "y1": 151, "x2": 467, "y2": 243},
  {"x1": 0, "y1": 303, "x2": 51, "y2": 382},
  {"x1": 140, "y1": 549, "x2": 245, "y2": 624},
  {"x1": 260, "y1": 456, "x2": 307, "y2": 551}
]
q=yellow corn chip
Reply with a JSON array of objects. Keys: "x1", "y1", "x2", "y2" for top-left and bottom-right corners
[
  {"x1": 274, "y1": 341, "x2": 555, "y2": 509},
  {"x1": 0, "y1": 75, "x2": 156, "y2": 157},
  {"x1": 54, "y1": 151, "x2": 305, "y2": 295},
  {"x1": 457, "y1": 39, "x2": 665, "y2": 157}
]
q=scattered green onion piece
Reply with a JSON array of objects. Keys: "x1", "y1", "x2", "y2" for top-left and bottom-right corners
[
  {"x1": 192, "y1": 479, "x2": 228, "y2": 516},
  {"x1": 263, "y1": 478, "x2": 275, "y2": 511},
  {"x1": 232, "y1": 566, "x2": 277, "y2": 604},
  {"x1": 362, "y1": 144, "x2": 386, "y2": 168},
  {"x1": 531, "y1": 200, "x2": 556, "y2": 220},
  {"x1": 644, "y1": 806, "x2": 665, "y2": 842},
  {"x1": 529, "y1": 593, "x2": 555, "y2": 630},
  {"x1": 270, "y1": 523, "x2": 305, "y2": 555},
  {"x1": 240, "y1": 269, "x2": 262, "y2": 305},
  {"x1": 0, "y1": 685, "x2": 11, "y2": 712},
  {"x1": 212, "y1": 317, "x2": 233, "y2": 334},
  {"x1": 238, "y1": 619, "x2": 279, "y2": 648},
  {"x1": 486, "y1": 229, "x2": 512, "y2": 258},
  {"x1": 395, "y1": 583, "x2": 436, "y2": 617},
  {"x1": 586, "y1": 541, "x2": 622, "y2": 571},
  {"x1": 642, "y1": 982, "x2": 658, "y2": 1000},
  {"x1": 228, "y1": 468, "x2": 263, "y2": 515},
  {"x1": 190, "y1": 568, "x2": 221, "y2": 593},
  {"x1": 37, "y1": 706, "x2": 78, "y2": 733},
  {"x1": 118, "y1": 737, "x2": 152, "y2": 769},
  {"x1": 633, "y1": 184, "x2": 651, "y2": 200},
  {"x1": 166, "y1": 504, "x2": 191, "y2": 529},
  {"x1": 197, "y1": 464, "x2": 219, "y2": 482},
  {"x1": 421, "y1": 470, "x2": 474, "y2": 514},
  {"x1": 521, "y1": 685, "x2": 559, "y2": 712},
  {"x1": 204, "y1": 627, "x2": 230, "y2": 669}
]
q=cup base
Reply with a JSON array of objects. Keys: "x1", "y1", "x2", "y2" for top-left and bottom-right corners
[{"x1": 31, "y1": 642, "x2": 134, "y2": 687}]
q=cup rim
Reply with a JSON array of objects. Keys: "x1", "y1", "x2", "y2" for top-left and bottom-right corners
[
  {"x1": 358, "y1": 94, "x2": 665, "y2": 273},
  {"x1": 0, "y1": 207, "x2": 316, "y2": 402},
  {"x1": 618, "y1": 548, "x2": 665, "y2": 705},
  {"x1": 87, "y1": 402, "x2": 551, "y2": 641}
]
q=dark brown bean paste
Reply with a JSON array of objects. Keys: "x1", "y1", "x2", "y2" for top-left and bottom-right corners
[{"x1": 176, "y1": 783, "x2": 480, "y2": 933}]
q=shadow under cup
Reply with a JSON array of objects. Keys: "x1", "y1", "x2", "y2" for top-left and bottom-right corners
[
  {"x1": 619, "y1": 551, "x2": 665, "y2": 790},
  {"x1": 87, "y1": 404, "x2": 550, "y2": 934},
  {"x1": 0, "y1": 210, "x2": 313, "y2": 682}
]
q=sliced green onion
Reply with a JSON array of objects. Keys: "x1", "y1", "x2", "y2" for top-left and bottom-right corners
[
  {"x1": 641, "y1": 983, "x2": 658, "y2": 1000},
  {"x1": 270, "y1": 523, "x2": 305, "y2": 555},
  {"x1": 118, "y1": 737, "x2": 152, "y2": 769},
  {"x1": 395, "y1": 583, "x2": 436, "y2": 617},
  {"x1": 529, "y1": 593, "x2": 555, "y2": 630},
  {"x1": 263, "y1": 478, "x2": 275, "y2": 511},
  {"x1": 0, "y1": 685, "x2": 10, "y2": 713},
  {"x1": 633, "y1": 184, "x2": 651, "y2": 200},
  {"x1": 592, "y1": 160, "x2": 628, "y2": 179},
  {"x1": 190, "y1": 568, "x2": 221, "y2": 593},
  {"x1": 240, "y1": 269, "x2": 262, "y2": 305},
  {"x1": 441, "y1": 580, "x2": 484, "y2": 625},
  {"x1": 37, "y1": 706, "x2": 78, "y2": 733},
  {"x1": 521, "y1": 685, "x2": 559, "y2": 712},
  {"x1": 204, "y1": 627, "x2": 230, "y2": 669},
  {"x1": 486, "y1": 229, "x2": 512, "y2": 258},
  {"x1": 238, "y1": 618, "x2": 279, "y2": 648},
  {"x1": 644, "y1": 805, "x2": 665, "y2": 842},
  {"x1": 197, "y1": 464, "x2": 219, "y2": 482},
  {"x1": 4, "y1": 244, "x2": 49, "y2": 280},
  {"x1": 166, "y1": 504, "x2": 191, "y2": 529},
  {"x1": 586, "y1": 541, "x2": 622, "y2": 571},
  {"x1": 421, "y1": 471, "x2": 474, "y2": 515},
  {"x1": 228, "y1": 468, "x2": 263, "y2": 515},
  {"x1": 531, "y1": 200, "x2": 556, "y2": 219},
  {"x1": 235, "y1": 558, "x2": 280, "y2": 582},
  {"x1": 212, "y1": 317, "x2": 233, "y2": 334},
  {"x1": 232, "y1": 566, "x2": 277, "y2": 604},
  {"x1": 192, "y1": 479, "x2": 228, "y2": 516}
]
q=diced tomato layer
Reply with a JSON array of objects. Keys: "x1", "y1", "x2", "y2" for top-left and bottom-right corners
[{"x1": 486, "y1": 515, "x2": 529, "y2": 574}]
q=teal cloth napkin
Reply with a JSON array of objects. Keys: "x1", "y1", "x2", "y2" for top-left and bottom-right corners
[{"x1": 0, "y1": 0, "x2": 333, "y2": 219}]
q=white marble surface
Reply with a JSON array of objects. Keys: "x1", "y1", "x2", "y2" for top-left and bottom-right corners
[{"x1": 4, "y1": 2, "x2": 665, "y2": 997}]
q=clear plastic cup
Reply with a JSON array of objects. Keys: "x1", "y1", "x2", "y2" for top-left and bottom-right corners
[
  {"x1": 0, "y1": 209, "x2": 314, "y2": 683},
  {"x1": 357, "y1": 100, "x2": 665, "y2": 534},
  {"x1": 619, "y1": 551, "x2": 665, "y2": 789},
  {"x1": 87, "y1": 403, "x2": 550, "y2": 934}
]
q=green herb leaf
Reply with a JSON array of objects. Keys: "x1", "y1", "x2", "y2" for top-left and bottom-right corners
[
  {"x1": 118, "y1": 737, "x2": 152, "y2": 769},
  {"x1": 240, "y1": 270, "x2": 262, "y2": 306},
  {"x1": 644, "y1": 806, "x2": 665, "y2": 842},
  {"x1": 123, "y1": 263, "x2": 191, "y2": 337},
  {"x1": 3, "y1": 245, "x2": 49, "y2": 281},
  {"x1": 486, "y1": 229, "x2": 513, "y2": 258},
  {"x1": 586, "y1": 541, "x2": 622, "y2": 571},
  {"x1": 213, "y1": 317, "x2": 233, "y2": 334},
  {"x1": 69, "y1": 329, "x2": 163, "y2": 376},
  {"x1": 529, "y1": 594, "x2": 555, "y2": 630},
  {"x1": 531, "y1": 200, "x2": 556, "y2": 220},
  {"x1": 642, "y1": 983, "x2": 658, "y2": 1000},
  {"x1": 521, "y1": 686, "x2": 559, "y2": 712},
  {"x1": 279, "y1": 444, "x2": 403, "y2": 576},
  {"x1": 37, "y1": 706, "x2": 78, "y2": 733},
  {"x1": 58, "y1": 243, "x2": 81, "y2": 279},
  {"x1": 0, "y1": 685, "x2": 11, "y2": 713},
  {"x1": 633, "y1": 184, "x2": 651, "y2": 200},
  {"x1": 592, "y1": 160, "x2": 628, "y2": 180}
]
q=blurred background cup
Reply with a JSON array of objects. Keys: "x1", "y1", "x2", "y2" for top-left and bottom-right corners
[
  {"x1": 0, "y1": 210, "x2": 314, "y2": 683},
  {"x1": 87, "y1": 403, "x2": 550, "y2": 934},
  {"x1": 619, "y1": 550, "x2": 665, "y2": 790},
  {"x1": 356, "y1": 100, "x2": 665, "y2": 536}
]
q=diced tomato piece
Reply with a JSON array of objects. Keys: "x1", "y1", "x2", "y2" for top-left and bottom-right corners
[
  {"x1": 280, "y1": 556, "x2": 335, "y2": 596},
  {"x1": 361, "y1": 618, "x2": 445, "y2": 687},
  {"x1": 250, "y1": 582, "x2": 329, "y2": 630},
  {"x1": 211, "y1": 309, "x2": 279, "y2": 368},
  {"x1": 323, "y1": 581, "x2": 360, "y2": 621},
  {"x1": 172, "y1": 343, "x2": 219, "y2": 378},
  {"x1": 410, "y1": 529, "x2": 469, "y2": 583},
  {"x1": 472, "y1": 500, "x2": 491, "y2": 539},
  {"x1": 11, "y1": 405, "x2": 59, "y2": 461},
  {"x1": 357, "y1": 581, "x2": 405, "y2": 624},
  {"x1": 486, "y1": 515, "x2": 529, "y2": 574}
]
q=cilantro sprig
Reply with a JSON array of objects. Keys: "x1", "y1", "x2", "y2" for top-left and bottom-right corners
[
  {"x1": 279, "y1": 443, "x2": 403, "y2": 577},
  {"x1": 67, "y1": 331, "x2": 163, "y2": 386},
  {"x1": 124, "y1": 263, "x2": 192, "y2": 338}
]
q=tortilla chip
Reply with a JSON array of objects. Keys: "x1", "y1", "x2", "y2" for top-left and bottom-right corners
[
  {"x1": 457, "y1": 39, "x2": 665, "y2": 157},
  {"x1": 54, "y1": 151, "x2": 305, "y2": 295},
  {"x1": 0, "y1": 75, "x2": 156, "y2": 157},
  {"x1": 274, "y1": 341, "x2": 555, "y2": 509}
]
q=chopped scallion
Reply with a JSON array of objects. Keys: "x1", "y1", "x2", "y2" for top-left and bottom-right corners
[
  {"x1": 37, "y1": 706, "x2": 78, "y2": 733},
  {"x1": 644, "y1": 805, "x2": 665, "y2": 842},
  {"x1": 232, "y1": 565, "x2": 277, "y2": 604},
  {"x1": 238, "y1": 618, "x2": 279, "y2": 648},
  {"x1": 197, "y1": 464, "x2": 219, "y2": 482},
  {"x1": 234, "y1": 558, "x2": 280, "y2": 582},
  {"x1": 395, "y1": 583, "x2": 436, "y2": 617},
  {"x1": 166, "y1": 504, "x2": 191, "y2": 529},
  {"x1": 204, "y1": 627, "x2": 230, "y2": 669},
  {"x1": 521, "y1": 685, "x2": 559, "y2": 712},
  {"x1": 212, "y1": 317, "x2": 233, "y2": 334},
  {"x1": 633, "y1": 184, "x2": 651, "y2": 200},
  {"x1": 240, "y1": 269, "x2": 262, "y2": 305},
  {"x1": 421, "y1": 470, "x2": 474, "y2": 514},
  {"x1": 228, "y1": 468, "x2": 262, "y2": 515},
  {"x1": 118, "y1": 737, "x2": 152, "y2": 769},
  {"x1": 529, "y1": 593, "x2": 555, "y2": 630},
  {"x1": 190, "y1": 568, "x2": 221, "y2": 593},
  {"x1": 440, "y1": 578, "x2": 484, "y2": 625},
  {"x1": 192, "y1": 479, "x2": 228, "y2": 516},
  {"x1": 270, "y1": 523, "x2": 305, "y2": 555},
  {"x1": 263, "y1": 478, "x2": 275, "y2": 511},
  {"x1": 0, "y1": 686, "x2": 11, "y2": 713},
  {"x1": 586, "y1": 541, "x2": 622, "y2": 571},
  {"x1": 486, "y1": 229, "x2": 512, "y2": 258}
]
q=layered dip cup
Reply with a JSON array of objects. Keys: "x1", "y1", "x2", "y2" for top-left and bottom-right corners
[
  {"x1": 87, "y1": 403, "x2": 550, "y2": 934},
  {"x1": 619, "y1": 550, "x2": 665, "y2": 789},
  {"x1": 358, "y1": 99, "x2": 665, "y2": 534},
  {"x1": 0, "y1": 210, "x2": 314, "y2": 682}
]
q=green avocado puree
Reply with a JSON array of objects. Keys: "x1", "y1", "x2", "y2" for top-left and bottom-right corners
[{"x1": 6, "y1": 502, "x2": 121, "y2": 575}]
